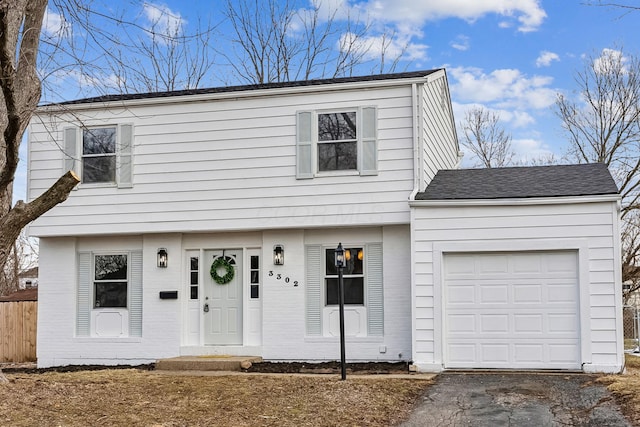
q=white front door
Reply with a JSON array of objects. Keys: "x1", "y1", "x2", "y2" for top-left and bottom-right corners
[{"x1": 203, "y1": 249, "x2": 243, "y2": 345}]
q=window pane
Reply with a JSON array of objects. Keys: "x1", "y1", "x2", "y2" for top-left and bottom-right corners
[
  {"x1": 326, "y1": 278, "x2": 364, "y2": 305},
  {"x1": 251, "y1": 284, "x2": 259, "y2": 299},
  {"x1": 251, "y1": 270, "x2": 259, "y2": 284},
  {"x1": 95, "y1": 255, "x2": 127, "y2": 280},
  {"x1": 190, "y1": 272, "x2": 198, "y2": 285},
  {"x1": 190, "y1": 257, "x2": 199, "y2": 271},
  {"x1": 83, "y1": 128, "x2": 116, "y2": 154},
  {"x1": 318, "y1": 112, "x2": 356, "y2": 141},
  {"x1": 325, "y1": 248, "x2": 363, "y2": 274},
  {"x1": 190, "y1": 286, "x2": 198, "y2": 299},
  {"x1": 83, "y1": 156, "x2": 116, "y2": 183},
  {"x1": 250, "y1": 255, "x2": 259, "y2": 270},
  {"x1": 318, "y1": 141, "x2": 357, "y2": 171},
  {"x1": 95, "y1": 282, "x2": 127, "y2": 308}
]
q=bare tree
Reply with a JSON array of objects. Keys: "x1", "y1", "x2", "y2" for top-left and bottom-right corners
[
  {"x1": 221, "y1": 0, "x2": 407, "y2": 85},
  {"x1": 556, "y1": 47, "x2": 640, "y2": 301},
  {"x1": 459, "y1": 106, "x2": 515, "y2": 168},
  {"x1": 0, "y1": 0, "x2": 80, "y2": 285}
]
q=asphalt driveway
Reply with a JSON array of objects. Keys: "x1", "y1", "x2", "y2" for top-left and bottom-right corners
[{"x1": 401, "y1": 372, "x2": 630, "y2": 427}]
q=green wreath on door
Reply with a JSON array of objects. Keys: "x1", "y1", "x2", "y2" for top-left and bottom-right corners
[{"x1": 210, "y1": 257, "x2": 235, "y2": 285}]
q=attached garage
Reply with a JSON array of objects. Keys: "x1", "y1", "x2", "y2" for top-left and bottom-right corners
[
  {"x1": 443, "y1": 251, "x2": 580, "y2": 370},
  {"x1": 410, "y1": 164, "x2": 624, "y2": 373}
]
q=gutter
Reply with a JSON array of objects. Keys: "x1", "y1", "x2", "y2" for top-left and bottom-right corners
[{"x1": 409, "y1": 193, "x2": 622, "y2": 207}]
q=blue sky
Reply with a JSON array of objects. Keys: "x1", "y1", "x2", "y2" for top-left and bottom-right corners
[{"x1": 16, "y1": 0, "x2": 640, "y2": 202}]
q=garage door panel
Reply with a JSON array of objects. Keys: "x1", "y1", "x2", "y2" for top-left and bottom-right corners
[{"x1": 444, "y1": 251, "x2": 580, "y2": 370}]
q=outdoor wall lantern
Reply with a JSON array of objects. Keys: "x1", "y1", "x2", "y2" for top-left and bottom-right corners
[
  {"x1": 273, "y1": 244, "x2": 284, "y2": 265},
  {"x1": 157, "y1": 248, "x2": 168, "y2": 268},
  {"x1": 335, "y1": 242, "x2": 347, "y2": 380}
]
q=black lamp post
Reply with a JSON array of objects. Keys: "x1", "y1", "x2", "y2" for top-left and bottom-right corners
[{"x1": 335, "y1": 242, "x2": 347, "y2": 380}]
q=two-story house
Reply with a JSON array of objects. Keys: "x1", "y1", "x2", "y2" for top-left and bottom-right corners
[{"x1": 28, "y1": 70, "x2": 624, "y2": 372}]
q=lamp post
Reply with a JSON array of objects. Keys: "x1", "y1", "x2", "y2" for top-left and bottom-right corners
[{"x1": 335, "y1": 242, "x2": 347, "y2": 380}]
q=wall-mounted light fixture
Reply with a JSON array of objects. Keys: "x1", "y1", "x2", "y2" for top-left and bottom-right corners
[
  {"x1": 273, "y1": 244, "x2": 284, "y2": 265},
  {"x1": 157, "y1": 248, "x2": 168, "y2": 268}
]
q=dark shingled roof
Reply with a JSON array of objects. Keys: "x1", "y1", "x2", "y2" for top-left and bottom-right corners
[
  {"x1": 416, "y1": 163, "x2": 619, "y2": 201},
  {"x1": 50, "y1": 69, "x2": 440, "y2": 106}
]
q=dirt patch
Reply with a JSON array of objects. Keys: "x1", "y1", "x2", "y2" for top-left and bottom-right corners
[{"x1": 246, "y1": 361, "x2": 409, "y2": 375}]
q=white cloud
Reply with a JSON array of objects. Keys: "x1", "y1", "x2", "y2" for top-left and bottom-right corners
[
  {"x1": 341, "y1": 0, "x2": 547, "y2": 33},
  {"x1": 512, "y1": 138, "x2": 555, "y2": 161},
  {"x1": 449, "y1": 66, "x2": 557, "y2": 110},
  {"x1": 593, "y1": 48, "x2": 627, "y2": 74},
  {"x1": 142, "y1": 2, "x2": 185, "y2": 37},
  {"x1": 42, "y1": 8, "x2": 70, "y2": 38},
  {"x1": 450, "y1": 35, "x2": 470, "y2": 51},
  {"x1": 339, "y1": 31, "x2": 428, "y2": 62},
  {"x1": 536, "y1": 50, "x2": 560, "y2": 67}
]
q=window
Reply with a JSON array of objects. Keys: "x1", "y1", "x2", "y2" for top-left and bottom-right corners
[
  {"x1": 83, "y1": 127, "x2": 117, "y2": 183},
  {"x1": 250, "y1": 255, "x2": 260, "y2": 299},
  {"x1": 63, "y1": 124, "x2": 133, "y2": 187},
  {"x1": 325, "y1": 247, "x2": 364, "y2": 305},
  {"x1": 306, "y1": 243, "x2": 383, "y2": 337},
  {"x1": 190, "y1": 257, "x2": 199, "y2": 299},
  {"x1": 94, "y1": 254, "x2": 128, "y2": 308},
  {"x1": 318, "y1": 112, "x2": 357, "y2": 171},
  {"x1": 296, "y1": 107, "x2": 377, "y2": 179}
]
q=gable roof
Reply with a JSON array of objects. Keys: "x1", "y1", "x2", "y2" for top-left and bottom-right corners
[
  {"x1": 415, "y1": 163, "x2": 619, "y2": 201},
  {"x1": 51, "y1": 70, "x2": 441, "y2": 106}
]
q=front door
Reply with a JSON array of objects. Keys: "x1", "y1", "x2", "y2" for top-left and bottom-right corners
[{"x1": 203, "y1": 249, "x2": 243, "y2": 345}]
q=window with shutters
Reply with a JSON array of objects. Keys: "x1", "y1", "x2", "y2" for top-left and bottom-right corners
[
  {"x1": 305, "y1": 242, "x2": 384, "y2": 338},
  {"x1": 296, "y1": 107, "x2": 377, "y2": 179},
  {"x1": 77, "y1": 250, "x2": 143, "y2": 338},
  {"x1": 64, "y1": 124, "x2": 133, "y2": 188}
]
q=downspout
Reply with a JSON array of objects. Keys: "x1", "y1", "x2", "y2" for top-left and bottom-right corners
[{"x1": 409, "y1": 82, "x2": 421, "y2": 201}]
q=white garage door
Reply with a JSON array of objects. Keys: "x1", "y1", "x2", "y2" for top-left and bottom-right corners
[{"x1": 444, "y1": 251, "x2": 581, "y2": 370}]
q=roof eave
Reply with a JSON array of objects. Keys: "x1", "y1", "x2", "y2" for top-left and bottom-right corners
[
  {"x1": 35, "y1": 72, "x2": 439, "y2": 114},
  {"x1": 409, "y1": 193, "x2": 621, "y2": 207}
]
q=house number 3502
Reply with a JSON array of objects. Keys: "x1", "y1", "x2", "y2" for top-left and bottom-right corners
[{"x1": 268, "y1": 271, "x2": 299, "y2": 287}]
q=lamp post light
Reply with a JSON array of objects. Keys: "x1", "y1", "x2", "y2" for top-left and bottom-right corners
[{"x1": 335, "y1": 242, "x2": 347, "y2": 380}]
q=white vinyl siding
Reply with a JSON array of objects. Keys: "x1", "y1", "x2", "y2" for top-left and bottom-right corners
[
  {"x1": 29, "y1": 84, "x2": 418, "y2": 237},
  {"x1": 420, "y1": 73, "x2": 458, "y2": 189}
]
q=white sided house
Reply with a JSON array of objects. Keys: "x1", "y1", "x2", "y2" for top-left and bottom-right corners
[{"x1": 27, "y1": 70, "x2": 624, "y2": 373}]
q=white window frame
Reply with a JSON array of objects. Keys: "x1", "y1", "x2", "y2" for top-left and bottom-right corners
[
  {"x1": 81, "y1": 126, "x2": 118, "y2": 185},
  {"x1": 323, "y1": 245, "x2": 366, "y2": 307},
  {"x1": 89, "y1": 251, "x2": 131, "y2": 338},
  {"x1": 316, "y1": 109, "x2": 359, "y2": 175}
]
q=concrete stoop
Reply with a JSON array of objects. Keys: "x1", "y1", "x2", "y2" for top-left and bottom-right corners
[{"x1": 156, "y1": 356, "x2": 263, "y2": 372}]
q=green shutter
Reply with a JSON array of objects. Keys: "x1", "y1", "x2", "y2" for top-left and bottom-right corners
[
  {"x1": 366, "y1": 243, "x2": 384, "y2": 336},
  {"x1": 296, "y1": 111, "x2": 314, "y2": 179},
  {"x1": 129, "y1": 250, "x2": 143, "y2": 337},
  {"x1": 305, "y1": 245, "x2": 322, "y2": 335},
  {"x1": 360, "y1": 107, "x2": 378, "y2": 175},
  {"x1": 77, "y1": 252, "x2": 91, "y2": 337},
  {"x1": 118, "y1": 124, "x2": 133, "y2": 188},
  {"x1": 63, "y1": 127, "x2": 78, "y2": 174}
]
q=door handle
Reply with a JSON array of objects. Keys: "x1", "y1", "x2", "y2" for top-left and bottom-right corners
[{"x1": 203, "y1": 303, "x2": 209, "y2": 313}]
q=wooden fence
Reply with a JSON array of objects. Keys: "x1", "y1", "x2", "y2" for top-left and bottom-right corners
[{"x1": 0, "y1": 301, "x2": 37, "y2": 362}]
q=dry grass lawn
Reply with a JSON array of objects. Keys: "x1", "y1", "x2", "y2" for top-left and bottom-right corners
[
  {"x1": 599, "y1": 354, "x2": 640, "y2": 425},
  {"x1": 0, "y1": 369, "x2": 431, "y2": 426}
]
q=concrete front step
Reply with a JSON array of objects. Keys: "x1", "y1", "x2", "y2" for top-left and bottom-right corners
[{"x1": 156, "y1": 356, "x2": 263, "y2": 372}]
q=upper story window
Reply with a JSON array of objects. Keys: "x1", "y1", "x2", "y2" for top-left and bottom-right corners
[
  {"x1": 317, "y1": 112, "x2": 357, "y2": 172},
  {"x1": 63, "y1": 124, "x2": 134, "y2": 188},
  {"x1": 296, "y1": 107, "x2": 377, "y2": 179},
  {"x1": 83, "y1": 127, "x2": 117, "y2": 183}
]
